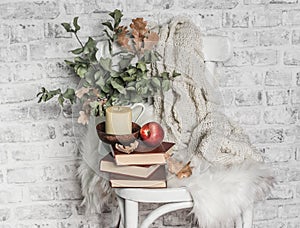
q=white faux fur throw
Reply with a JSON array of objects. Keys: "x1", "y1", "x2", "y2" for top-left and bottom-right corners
[
  {"x1": 167, "y1": 161, "x2": 274, "y2": 227},
  {"x1": 77, "y1": 18, "x2": 275, "y2": 227}
]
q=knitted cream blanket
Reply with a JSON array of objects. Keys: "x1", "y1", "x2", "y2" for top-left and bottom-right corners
[
  {"x1": 78, "y1": 18, "x2": 274, "y2": 228},
  {"x1": 153, "y1": 18, "x2": 262, "y2": 166}
]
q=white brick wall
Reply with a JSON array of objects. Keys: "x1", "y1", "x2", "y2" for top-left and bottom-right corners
[{"x1": 0, "y1": 0, "x2": 299, "y2": 227}]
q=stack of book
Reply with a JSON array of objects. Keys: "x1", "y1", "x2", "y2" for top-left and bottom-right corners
[{"x1": 100, "y1": 142, "x2": 175, "y2": 188}]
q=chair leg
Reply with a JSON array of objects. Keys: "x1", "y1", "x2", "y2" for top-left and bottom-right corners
[
  {"x1": 242, "y1": 205, "x2": 253, "y2": 228},
  {"x1": 116, "y1": 195, "x2": 125, "y2": 227},
  {"x1": 125, "y1": 199, "x2": 139, "y2": 228}
]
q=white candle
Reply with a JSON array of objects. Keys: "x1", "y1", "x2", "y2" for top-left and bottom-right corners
[{"x1": 105, "y1": 106, "x2": 132, "y2": 135}]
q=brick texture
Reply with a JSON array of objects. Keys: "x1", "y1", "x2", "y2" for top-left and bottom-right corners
[{"x1": 0, "y1": 0, "x2": 299, "y2": 227}]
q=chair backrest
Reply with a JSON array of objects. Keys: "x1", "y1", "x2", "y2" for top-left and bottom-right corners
[{"x1": 202, "y1": 36, "x2": 233, "y2": 74}]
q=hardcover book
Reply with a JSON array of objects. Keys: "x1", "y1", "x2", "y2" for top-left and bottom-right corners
[
  {"x1": 111, "y1": 141, "x2": 175, "y2": 166},
  {"x1": 109, "y1": 165, "x2": 167, "y2": 188},
  {"x1": 100, "y1": 153, "x2": 160, "y2": 178}
]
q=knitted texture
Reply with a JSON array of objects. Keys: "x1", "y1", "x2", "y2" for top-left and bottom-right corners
[{"x1": 153, "y1": 18, "x2": 263, "y2": 166}]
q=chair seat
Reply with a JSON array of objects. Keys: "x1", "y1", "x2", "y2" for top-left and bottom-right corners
[{"x1": 114, "y1": 187, "x2": 192, "y2": 203}]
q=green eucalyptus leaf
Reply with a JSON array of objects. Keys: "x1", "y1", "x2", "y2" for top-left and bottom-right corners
[
  {"x1": 127, "y1": 81, "x2": 136, "y2": 87},
  {"x1": 73, "y1": 17, "x2": 80, "y2": 32},
  {"x1": 84, "y1": 68, "x2": 96, "y2": 84},
  {"x1": 126, "y1": 68, "x2": 136, "y2": 76},
  {"x1": 135, "y1": 80, "x2": 144, "y2": 91},
  {"x1": 89, "y1": 101, "x2": 100, "y2": 116},
  {"x1": 126, "y1": 86, "x2": 136, "y2": 91},
  {"x1": 102, "y1": 85, "x2": 111, "y2": 93},
  {"x1": 48, "y1": 88, "x2": 61, "y2": 96},
  {"x1": 58, "y1": 94, "x2": 64, "y2": 106},
  {"x1": 42, "y1": 93, "x2": 48, "y2": 102},
  {"x1": 151, "y1": 77, "x2": 161, "y2": 88},
  {"x1": 83, "y1": 81, "x2": 90, "y2": 87},
  {"x1": 111, "y1": 33, "x2": 118, "y2": 42},
  {"x1": 102, "y1": 21, "x2": 114, "y2": 31},
  {"x1": 141, "y1": 71, "x2": 148, "y2": 80},
  {"x1": 122, "y1": 75, "x2": 135, "y2": 82},
  {"x1": 110, "y1": 71, "x2": 120, "y2": 78},
  {"x1": 83, "y1": 37, "x2": 97, "y2": 54},
  {"x1": 111, "y1": 79, "x2": 126, "y2": 94},
  {"x1": 119, "y1": 57, "x2": 133, "y2": 69},
  {"x1": 38, "y1": 96, "x2": 43, "y2": 103},
  {"x1": 76, "y1": 65, "x2": 88, "y2": 78},
  {"x1": 137, "y1": 62, "x2": 147, "y2": 72},
  {"x1": 61, "y1": 23, "x2": 72, "y2": 32},
  {"x1": 74, "y1": 57, "x2": 88, "y2": 63},
  {"x1": 162, "y1": 79, "x2": 170, "y2": 91},
  {"x1": 172, "y1": 70, "x2": 181, "y2": 77},
  {"x1": 94, "y1": 70, "x2": 103, "y2": 81},
  {"x1": 105, "y1": 98, "x2": 112, "y2": 107},
  {"x1": 139, "y1": 86, "x2": 148, "y2": 95},
  {"x1": 64, "y1": 60, "x2": 75, "y2": 67},
  {"x1": 96, "y1": 75, "x2": 105, "y2": 88},
  {"x1": 89, "y1": 100, "x2": 99, "y2": 109},
  {"x1": 63, "y1": 88, "x2": 76, "y2": 104},
  {"x1": 99, "y1": 58, "x2": 112, "y2": 72},
  {"x1": 109, "y1": 9, "x2": 123, "y2": 28},
  {"x1": 148, "y1": 84, "x2": 155, "y2": 93},
  {"x1": 71, "y1": 47, "x2": 83, "y2": 54},
  {"x1": 129, "y1": 93, "x2": 143, "y2": 103},
  {"x1": 161, "y1": 72, "x2": 169, "y2": 80},
  {"x1": 141, "y1": 50, "x2": 151, "y2": 63}
]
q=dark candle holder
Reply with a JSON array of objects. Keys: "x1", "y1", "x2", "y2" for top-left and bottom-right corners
[{"x1": 96, "y1": 121, "x2": 141, "y2": 146}]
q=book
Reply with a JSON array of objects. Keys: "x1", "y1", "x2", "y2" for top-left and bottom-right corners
[
  {"x1": 110, "y1": 165, "x2": 167, "y2": 188},
  {"x1": 111, "y1": 141, "x2": 175, "y2": 166},
  {"x1": 100, "y1": 153, "x2": 160, "y2": 178}
]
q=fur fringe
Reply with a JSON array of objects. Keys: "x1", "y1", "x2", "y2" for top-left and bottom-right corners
[
  {"x1": 77, "y1": 161, "x2": 112, "y2": 213},
  {"x1": 171, "y1": 161, "x2": 275, "y2": 228},
  {"x1": 77, "y1": 118, "x2": 112, "y2": 214}
]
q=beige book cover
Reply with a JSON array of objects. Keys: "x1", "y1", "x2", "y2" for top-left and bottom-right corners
[
  {"x1": 111, "y1": 142, "x2": 175, "y2": 166},
  {"x1": 100, "y1": 154, "x2": 160, "y2": 178},
  {"x1": 110, "y1": 165, "x2": 166, "y2": 188}
]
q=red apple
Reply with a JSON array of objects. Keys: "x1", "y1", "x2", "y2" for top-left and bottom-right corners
[{"x1": 139, "y1": 122, "x2": 164, "y2": 147}]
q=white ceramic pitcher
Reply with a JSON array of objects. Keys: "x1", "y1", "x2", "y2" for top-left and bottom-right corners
[{"x1": 129, "y1": 103, "x2": 145, "y2": 123}]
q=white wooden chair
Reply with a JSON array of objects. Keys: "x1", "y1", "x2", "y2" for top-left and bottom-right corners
[{"x1": 114, "y1": 36, "x2": 254, "y2": 228}]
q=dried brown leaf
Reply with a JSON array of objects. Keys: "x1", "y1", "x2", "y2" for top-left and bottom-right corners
[
  {"x1": 130, "y1": 18, "x2": 148, "y2": 51},
  {"x1": 176, "y1": 161, "x2": 192, "y2": 179},
  {"x1": 144, "y1": 31, "x2": 159, "y2": 50},
  {"x1": 116, "y1": 26, "x2": 131, "y2": 50},
  {"x1": 130, "y1": 18, "x2": 148, "y2": 39}
]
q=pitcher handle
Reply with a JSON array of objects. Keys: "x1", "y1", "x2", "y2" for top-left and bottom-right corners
[{"x1": 130, "y1": 103, "x2": 145, "y2": 123}]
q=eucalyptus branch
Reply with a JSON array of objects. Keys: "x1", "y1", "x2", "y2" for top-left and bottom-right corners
[
  {"x1": 38, "y1": 9, "x2": 181, "y2": 123},
  {"x1": 74, "y1": 32, "x2": 84, "y2": 48},
  {"x1": 37, "y1": 87, "x2": 76, "y2": 106}
]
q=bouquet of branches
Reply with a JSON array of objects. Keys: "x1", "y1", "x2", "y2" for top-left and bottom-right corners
[{"x1": 37, "y1": 9, "x2": 179, "y2": 124}]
